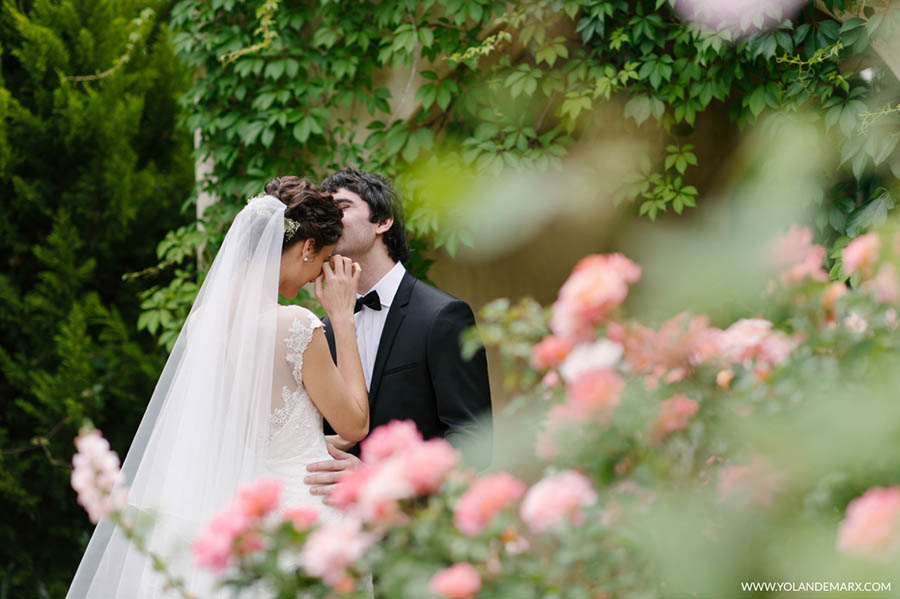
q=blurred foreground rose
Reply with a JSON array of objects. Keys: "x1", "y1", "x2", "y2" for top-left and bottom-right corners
[
  {"x1": 333, "y1": 420, "x2": 461, "y2": 524},
  {"x1": 193, "y1": 478, "x2": 282, "y2": 572},
  {"x1": 837, "y1": 486, "x2": 900, "y2": 562},
  {"x1": 71, "y1": 427, "x2": 128, "y2": 524},
  {"x1": 649, "y1": 394, "x2": 699, "y2": 446},
  {"x1": 843, "y1": 232, "x2": 881, "y2": 278},
  {"x1": 550, "y1": 253, "x2": 641, "y2": 341},
  {"x1": 300, "y1": 516, "x2": 372, "y2": 587},
  {"x1": 428, "y1": 562, "x2": 482, "y2": 599},
  {"x1": 674, "y1": 0, "x2": 805, "y2": 34},
  {"x1": 520, "y1": 470, "x2": 598, "y2": 533},
  {"x1": 453, "y1": 472, "x2": 527, "y2": 536},
  {"x1": 769, "y1": 225, "x2": 828, "y2": 286}
]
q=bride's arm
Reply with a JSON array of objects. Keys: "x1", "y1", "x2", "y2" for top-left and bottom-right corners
[
  {"x1": 302, "y1": 257, "x2": 369, "y2": 441},
  {"x1": 325, "y1": 434, "x2": 357, "y2": 452}
]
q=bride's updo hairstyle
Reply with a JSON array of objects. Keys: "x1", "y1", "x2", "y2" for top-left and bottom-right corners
[{"x1": 264, "y1": 176, "x2": 343, "y2": 252}]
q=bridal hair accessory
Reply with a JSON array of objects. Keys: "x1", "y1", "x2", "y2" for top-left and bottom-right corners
[{"x1": 284, "y1": 217, "x2": 300, "y2": 241}]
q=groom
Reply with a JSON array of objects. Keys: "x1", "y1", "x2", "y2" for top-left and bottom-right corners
[{"x1": 305, "y1": 167, "x2": 492, "y2": 500}]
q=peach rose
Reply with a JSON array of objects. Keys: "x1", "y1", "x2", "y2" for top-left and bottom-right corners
[
  {"x1": 453, "y1": 472, "x2": 527, "y2": 536},
  {"x1": 842, "y1": 233, "x2": 881, "y2": 278},
  {"x1": 837, "y1": 486, "x2": 900, "y2": 562},
  {"x1": 649, "y1": 394, "x2": 699, "y2": 445}
]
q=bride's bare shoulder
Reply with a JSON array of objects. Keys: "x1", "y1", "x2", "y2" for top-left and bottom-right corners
[{"x1": 276, "y1": 304, "x2": 322, "y2": 329}]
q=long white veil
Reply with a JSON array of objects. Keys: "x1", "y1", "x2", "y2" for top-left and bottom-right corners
[{"x1": 67, "y1": 195, "x2": 287, "y2": 598}]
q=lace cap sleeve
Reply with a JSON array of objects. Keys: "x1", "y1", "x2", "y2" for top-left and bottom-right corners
[{"x1": 284, "y1": 308, "x2": 324, "y2": 386}]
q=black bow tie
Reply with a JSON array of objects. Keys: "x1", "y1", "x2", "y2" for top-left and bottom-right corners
[{"x1": 354, "y1": 290, "x2": 382, "y2": 313}]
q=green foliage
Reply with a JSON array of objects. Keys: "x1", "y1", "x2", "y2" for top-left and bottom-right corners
[
  {"x1": 149, "y1": 0, "x2": 900, "y2": 347},
  {"x1": 0, "y1": 0, "x2": 194, "y2": 594}
]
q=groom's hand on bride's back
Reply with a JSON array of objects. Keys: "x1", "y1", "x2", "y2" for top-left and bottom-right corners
[{"x1": 305, "y1": 442, "x2": 362, "y2": 505}]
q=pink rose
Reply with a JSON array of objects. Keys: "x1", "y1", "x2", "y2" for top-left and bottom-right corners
[
  {"x1": 520, "y1": 470, "x2": 598, "y2": 533},
  {"x1": 237, "y1": 477, "x2": 281, "y2": 519},
  {"x1": 70, "y1": 428, "x2": 128, "y2": 524},
  {"x1": 675, "y1": 0, "x2": 805, "y2": 34},
  {"x1": 453, "y1": 472, "x2": 527, "y2": 536},
  {"x1": 842, "y1": 233, "x2": 881, "y2": 278},
  {"x1": 649, "y1": 394, "x2": 699, "y2": 445},
  {"x1": 300, "y1": 517, "x2": 371, "y2": 587},
  {"x1": 283, "y1": 506, "x2": 318, "y2": 530},
  {"x1": 559, "y1": 340, "x2": 623, "y2": 383},
  {"x1": 355, "y1": 457, "x2": 415, "y2": 523},
  {"x1": 609, "y1": 313, "x2": 722, "y2": 381},
  {"x1": 844, "y1": 311, "x2": 868, "y2": 334},
  {"x1": 193, "y1": 527, "x2": 234, "y2": 572},
  {"x1": 531, "y1": 335, "x2": 575, "y2": 370},
  {"x1": 719, "y1": 318, "x2": 773, "y2": 363},
  {"x1": 769, "y1": 226, "x2": 828, "y2": 285},
  {"x1": 837, "y1": 486, "x2": 900, "y2": 562},
  {"x1": 549, "y1": 253, "x2": 641, "y2": 340},
  {"x1": 863, "y1": 264, "x2": 900, "y2": 304},
  {"x1": 402, "y1": 438, "x2": 460, "y2": 494},
  {"x1": 718, "y1": 456, "x2": 785, "y2": 509},
  {"x1": 360, "y1": 420, "x2": 423, "y2": 463},
  {"x1": 428, "y1": 562, "x2": 482, "y2": 599},
  {"x1": 541, "y1": 370, "x2": 561, "y2": 389},
  {"x1": 718, "y1": 318, "x2": 794, "y2": 372},
  {"x1": 602, "y1": 253, "x2": 642, "y2": 285},
  {"x1": 331, "y1": 464, "x2": 375, "y2": 511},
  {"x1": 565, "y1": 369, "x2": 625, "y2": 422},
  {"x1": 193, "y1": 503, "x2": 251, "y2": 572}
]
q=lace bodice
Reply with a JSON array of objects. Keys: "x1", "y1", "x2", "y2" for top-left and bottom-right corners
[{"x1": 267, "y1": 307, "x2": 328, "y2": 460}]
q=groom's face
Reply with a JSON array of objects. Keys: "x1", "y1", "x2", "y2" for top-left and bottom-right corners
[{"x1": 332, "y1": 188, "x2": 377, "y2": 258}]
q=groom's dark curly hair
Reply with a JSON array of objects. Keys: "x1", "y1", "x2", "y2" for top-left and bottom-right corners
[{"x1": 321, "y1": 167, "x2": 409, "y2": 263}]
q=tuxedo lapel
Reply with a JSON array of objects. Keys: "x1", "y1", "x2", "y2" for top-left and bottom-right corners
[{"x1": 368, "y1": 272, "x2": 415, "y2": 405}]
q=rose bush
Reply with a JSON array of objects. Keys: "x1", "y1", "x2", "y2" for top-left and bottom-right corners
[{"x1": 72, "y1": 224, "x2": 900, "y2": 597}]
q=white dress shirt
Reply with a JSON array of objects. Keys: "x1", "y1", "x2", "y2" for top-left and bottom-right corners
[{"x1": 356, "y1": 261, "x2": 406, "y2": 391}]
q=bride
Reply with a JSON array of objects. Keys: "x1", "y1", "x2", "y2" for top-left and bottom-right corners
[{"x1": 66, "y1": 179, "x2": 368, "y2": 598}]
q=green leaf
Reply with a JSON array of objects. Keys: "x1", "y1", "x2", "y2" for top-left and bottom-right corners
[
  {"x1": 746, "y1": 86, "x2": 766, "y2": 118},
  {"x1": 264, "y1": 60, "x2": 285, "y2": 81},
  {"x1": 418, "y1": 27, "x2": 435, "y2": 48},
  {"x1": 293, "y1": 118, "x2": 312, "y2": 143},
  {"x1": 260, "y1": 127, "x2": 275, "y2": 148},
  {"x1": 384, "y1": 126, "x2": 409, "y2": 156},
  {"x1": 240, "y1": 121, "x2": 266, "y2": 145},
  {"x1": 436, "y1": 85, "x2": 453, "y2": 110},
  {"x1": 416, "y1": 83, "x2": 437, "y2": 109},
  {"x1": 624, "y1": 96, "x2": 652, "y2": 126}
]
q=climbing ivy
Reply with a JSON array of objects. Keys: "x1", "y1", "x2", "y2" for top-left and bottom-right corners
[{"x1": 146, "y1": 0, "x2": 900, "y2": 346}]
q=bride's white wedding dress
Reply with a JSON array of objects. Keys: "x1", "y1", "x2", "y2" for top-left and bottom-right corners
[
  {"x1": 67, "y1": 195, "x2": 349, "y2": 598},
  {"x1": 265, "y1": 305, "x2": 339, "y2": 522}
]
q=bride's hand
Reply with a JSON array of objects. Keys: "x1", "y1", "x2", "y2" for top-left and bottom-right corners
[{"x1": 314, "y1": 255, "x2": 361, "y2": 319}]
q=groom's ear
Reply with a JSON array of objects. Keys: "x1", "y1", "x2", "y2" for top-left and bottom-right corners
[{"x1": 374, "y1": 217, "x2": 393, "y2": 235}]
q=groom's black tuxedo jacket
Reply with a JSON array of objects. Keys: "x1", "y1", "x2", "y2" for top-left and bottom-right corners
[{"x1": 323, "y1": 270, "x2": 492, "y2": 468}]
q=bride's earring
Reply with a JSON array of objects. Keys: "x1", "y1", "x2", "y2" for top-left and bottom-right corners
[{"x1": 303, "y1": 256, "x2": 309, "y2": 262}]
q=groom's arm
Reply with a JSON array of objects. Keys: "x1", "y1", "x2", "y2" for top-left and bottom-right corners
[{"x1": 427, "y1": 300, "x2": 493, "y2": 469}]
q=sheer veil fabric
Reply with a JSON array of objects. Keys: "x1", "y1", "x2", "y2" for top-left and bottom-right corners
[{"x1": 67, "y1": 195, "x2": 288, "y2": 598}]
